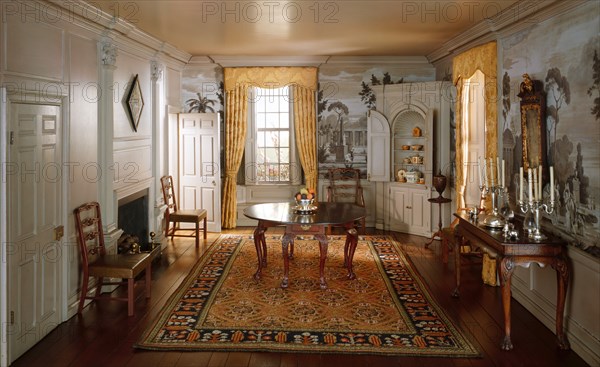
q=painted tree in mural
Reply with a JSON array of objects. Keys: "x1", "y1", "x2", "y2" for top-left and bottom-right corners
[
  {"x1": 502, "y1": 72, "x2": 511, "y2": 130},
  {"x1": 186, "y1": 92, "x2": 217, "y2": 113},
  {"x1": 545, "y1": 67, "x2": 571, "y2": 165},
  {"x1": 588, "y1": 50, "x2": 600, "y2": 120},
  {"x1": 370, "y1": 72, "x2": 404, "y2": 86},
  {"x1": 327, "y1": 101, "x2": 349, "y2": 146},
  {"x1": 317, "y1": 83, "x2": 332, "y2": 163},
  {"x1": 317, "y1": 83, "x2": 330, "y2": 121},
  {"x1": 359, "y1": 81, "x2": 376, "y2": 110},
  {"x1": 216, "y1": 82, "x2": 225, "y2": 109}
]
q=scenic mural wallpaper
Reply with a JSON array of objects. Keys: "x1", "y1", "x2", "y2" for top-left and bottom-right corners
[
  {"x1": 501, "y1": 2, "x2": 599, "y2": 258},
  {"x1": 316, "y1": 63, "x2": 434, "y2": 178}
]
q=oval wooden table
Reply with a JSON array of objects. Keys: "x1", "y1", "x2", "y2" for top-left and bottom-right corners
[{"x1": 243, "y1": 202, "x2": 367, "y2": 290}]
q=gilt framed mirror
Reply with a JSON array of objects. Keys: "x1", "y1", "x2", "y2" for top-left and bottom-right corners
[{"x1": 518, "y1": 74, "x2": 546, "y2": 172}]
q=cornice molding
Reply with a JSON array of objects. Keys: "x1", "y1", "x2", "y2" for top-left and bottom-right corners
[
  {"x1": 427, "y1": 0, "x2": 587, "y2": 63},
  {"x1": 324, "y1": 56, "x2": 433, "y2": 68},
  {"x1": 211, "y1": 55, "x2": 329, "y2": 67},
  {"x1": 45, "y1": 0, "x2": 191, "y2": 64}
]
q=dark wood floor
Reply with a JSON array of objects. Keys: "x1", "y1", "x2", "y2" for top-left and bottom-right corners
[{"x1": 12, "y1": 228, "x2": 589, "y2": 367}]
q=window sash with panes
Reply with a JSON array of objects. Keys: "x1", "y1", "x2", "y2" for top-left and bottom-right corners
[{"x1": 245, "y1": 86, "x2": 301, "y2": 185}]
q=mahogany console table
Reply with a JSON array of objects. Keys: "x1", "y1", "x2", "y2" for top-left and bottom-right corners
[
  {"x1": 243, "y1": 202, "x2": 367, "y2": 290},
  {"x1": 451, "y1": 212, "x2": 570, "y2": 351}
]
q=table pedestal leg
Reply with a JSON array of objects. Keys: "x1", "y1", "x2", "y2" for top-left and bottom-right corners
[
  {"x1": 451, "y1": 224, "x2": 462, "y2": 298},
  {"x1": 553, "y1": 253, "x2": 570, "y2": 350},
  {"x1": 343, "y1": 227, "x2": 358, "y2": 280},
  {"x1": 253, "y1": 222, "x2": 267, "y2": 281},
  {"x1": 425, "y1": 202, "x2": 443, "y2": 248},
  {"x1": 315, "y1": 234, "x2": 328, "y2": 289},
  {"x1": 280, "y1": 233, "x2": 295, "y2": 288},
  {"x1": 500, "y1": 256, "x2": 515, "y2": 351}
]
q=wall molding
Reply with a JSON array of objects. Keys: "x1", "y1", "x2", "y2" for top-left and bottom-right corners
[{"x1": 427, "y1": 0, "x2": 588, "y2": 63}]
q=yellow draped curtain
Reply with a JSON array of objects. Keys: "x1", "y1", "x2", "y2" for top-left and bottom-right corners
[
  {"x1": 452, "y1": 42, "x2": 498, "y2": 286},
  {"x1": 452, "y1": 41, "x2": 498, "y2": 209},
  {"x1": 222, "y1": 67, "x2": 318, "y2": 228}
]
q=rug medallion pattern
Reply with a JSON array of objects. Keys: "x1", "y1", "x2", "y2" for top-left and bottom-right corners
[{"x1": 136, "y1": 235, "x2": 479, "y2": 357}]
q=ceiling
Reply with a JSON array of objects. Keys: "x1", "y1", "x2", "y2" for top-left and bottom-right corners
[{"x1": 91, "y1": 0, "x2": 520, "y2": 58}]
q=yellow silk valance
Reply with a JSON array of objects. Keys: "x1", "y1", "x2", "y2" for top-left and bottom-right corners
[{"x1": 224, "y1": 67, "x2": 318, "y2": 92}]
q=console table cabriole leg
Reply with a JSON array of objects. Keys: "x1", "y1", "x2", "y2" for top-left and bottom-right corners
[
  {"x1": 343, "y1": 227, "x2": 358, "y2": 280},
  {"x1": 280, "y1": 233, "x2": 295, "y2": 289},
  {"x1": 315, "y1": 234, "x2": 328, "y2": 290},
  {"x1": 253, "y1": 223, "x2": 267, "y2": 281},
  {"x1": 451, "y1": 224, "x2": 462, "y2": 298},
  {"x1": 553, "y1": 253, "x2": 571, "y2": 350},
  {"x1": 500, "y1": 256, "x2": 515, "y2": 351}
]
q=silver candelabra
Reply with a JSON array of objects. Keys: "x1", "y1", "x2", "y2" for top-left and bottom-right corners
[
  {"x1": 518, "y1": 198, "x2": 555, "y2": 241},
  {"x1": 481, "y1": 184, "x2": 506, "y2": 229}
]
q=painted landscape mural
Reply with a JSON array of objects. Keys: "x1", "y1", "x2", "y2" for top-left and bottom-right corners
[
  {"x1": 501, "y1": 2, "x2": 600, "y2": 258},
  {"x1": 317, "y1": 64, "x2": 434, "y2": 178}
]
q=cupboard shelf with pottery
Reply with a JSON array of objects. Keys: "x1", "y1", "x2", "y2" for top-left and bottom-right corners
[{"x1": 367, "y1": 81, "x2": 453, "y2": 237}]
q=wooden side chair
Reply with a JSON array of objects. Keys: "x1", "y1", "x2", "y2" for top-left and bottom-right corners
[
  {"x1": 326, "y1": 168, "x2": 366, "y2": 234},
  {"x1": 160, "y1": 175, "x2": 207, "y2": 247},
  {"x1": 74, "y1": 202, "x2": 154, "y2": 316}
]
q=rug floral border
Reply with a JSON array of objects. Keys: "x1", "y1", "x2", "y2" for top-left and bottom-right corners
[{"x1": 136, "y1": 235, "x2": 480, "y2": 357}]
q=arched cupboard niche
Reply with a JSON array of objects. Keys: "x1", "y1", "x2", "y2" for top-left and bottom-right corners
[{"x1": 367, "y1": 81, "x2": 454, "y2": 237}]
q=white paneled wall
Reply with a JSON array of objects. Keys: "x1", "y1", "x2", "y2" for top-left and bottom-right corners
[{"x1": 0, "y1": 3, "x2": 187, "y2": 360}]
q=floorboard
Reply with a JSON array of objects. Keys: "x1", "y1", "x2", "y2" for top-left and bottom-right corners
[{"x1": 10, "y1": 228, "x2": 590, "y2": 367}]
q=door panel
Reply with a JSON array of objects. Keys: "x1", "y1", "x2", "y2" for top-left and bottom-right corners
[
  {"x1": 178, "y1": 113, "x2": 221, "y2": 232},
  {"x1": 8, "y1": 103, "x2": 62, "y2": 363}
]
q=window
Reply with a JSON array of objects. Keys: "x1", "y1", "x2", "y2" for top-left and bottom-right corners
[{"x1": 245, "y1": 86, "x2": 301, "y2": 185}]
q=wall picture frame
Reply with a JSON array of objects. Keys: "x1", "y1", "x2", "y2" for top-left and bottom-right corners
[{"x1": 126, "y1": 74, "x2": 144, "y2": 132}]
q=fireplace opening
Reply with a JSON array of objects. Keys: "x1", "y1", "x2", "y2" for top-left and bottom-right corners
[{"x1": 118, "y1": 189, "x2": 149, "y2": 248}]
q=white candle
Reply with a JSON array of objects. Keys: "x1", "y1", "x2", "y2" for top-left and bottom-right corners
[
  {"x1": 535, "y1": 168, "x2": 540, "y2": 200},
  {"x1": 478, "y1": 157, "x2": 483, "y2": 187},
  {"x1": 528, "y1": 168, "x2": 533, "y2": 203},
  {"x1": 539, "y1": 165, "x2": 543, "y2": 200},
  {"x1": 550, "y1": 166, "x2": 555, "y2": 202},
  {"x1": 519, "y1": 166, "x2": 523, "y2": 202},
  {"x1": 497, "y1": 157, "x2": 501, "y2": 187},
  {"x1": 502, "y1": 159, "x2": 506, "y2": 188},
  {"x1": 489, "y1": 158, "x2": 495, "y2": 187}
]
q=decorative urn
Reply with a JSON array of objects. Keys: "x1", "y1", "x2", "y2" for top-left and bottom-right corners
[{"x1": 433, "y1": 170, "x2": 447, "y2": 197}]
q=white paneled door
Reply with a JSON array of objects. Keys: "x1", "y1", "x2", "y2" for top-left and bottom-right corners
[
  {"x1": 178, "y1": 113, "x2": 221, "y2": 232},
  {"x1": 8, "y1": 103, "x2": 62, "y2": 363}
]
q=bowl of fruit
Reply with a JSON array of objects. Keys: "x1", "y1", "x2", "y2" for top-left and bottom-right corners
[{"x1": 294, "y1": 187, "x2": 316, "y2": 213}]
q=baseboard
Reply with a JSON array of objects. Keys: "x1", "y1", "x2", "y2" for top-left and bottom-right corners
[{"x1": 512, "y1": 278, "x2": 599, "y2": 366}]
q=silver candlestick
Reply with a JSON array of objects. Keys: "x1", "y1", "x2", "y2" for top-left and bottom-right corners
[{"x1": 518, "y1": 198, "x2": 555, "y2": 241}]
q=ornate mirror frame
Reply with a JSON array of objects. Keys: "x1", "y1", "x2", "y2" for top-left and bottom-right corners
[
  {"x1": 518, "y1": 74, "x2": 546, "y2": 173},
  {"x1": 126, "y1": 74, "x2": 144, "y2": 132}
]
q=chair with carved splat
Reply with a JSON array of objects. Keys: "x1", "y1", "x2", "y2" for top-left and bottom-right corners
[
  {"x1": 74, "y1": 202, "x2": 153, "y2": 316},
  {"x1": 160, "y1": 175, "x2": 207, "y2": 247},
  {"x1": 326, "y1": 168, "x2": 366, "y2": 234}
]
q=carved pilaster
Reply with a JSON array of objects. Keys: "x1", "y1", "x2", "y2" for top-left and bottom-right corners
[
  {"x1": 150, "y1": 60, "x2": 164, "y2": 83},
  {"x1": 99, "y1": 40, "x2": 118, "y2": 67},
  {"x1": 150, "y1": 59, "x2": 165, "y2": 237},
  {"x1": 97, "y1": 39, "x2": 118, "y2": 232}
]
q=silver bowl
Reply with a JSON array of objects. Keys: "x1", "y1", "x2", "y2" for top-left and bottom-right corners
[{"x1": 295, "y1": 198, "x2": 315, "y2": 212}]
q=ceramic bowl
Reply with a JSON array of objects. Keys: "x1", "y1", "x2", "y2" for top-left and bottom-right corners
[{"x1": 411, "y1": 145, "x2": 423, "y2": 151}]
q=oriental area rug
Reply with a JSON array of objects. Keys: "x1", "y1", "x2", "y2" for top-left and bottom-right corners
[{"x1": 136, "y1": 235, "x2": 479, "y2": 357}]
